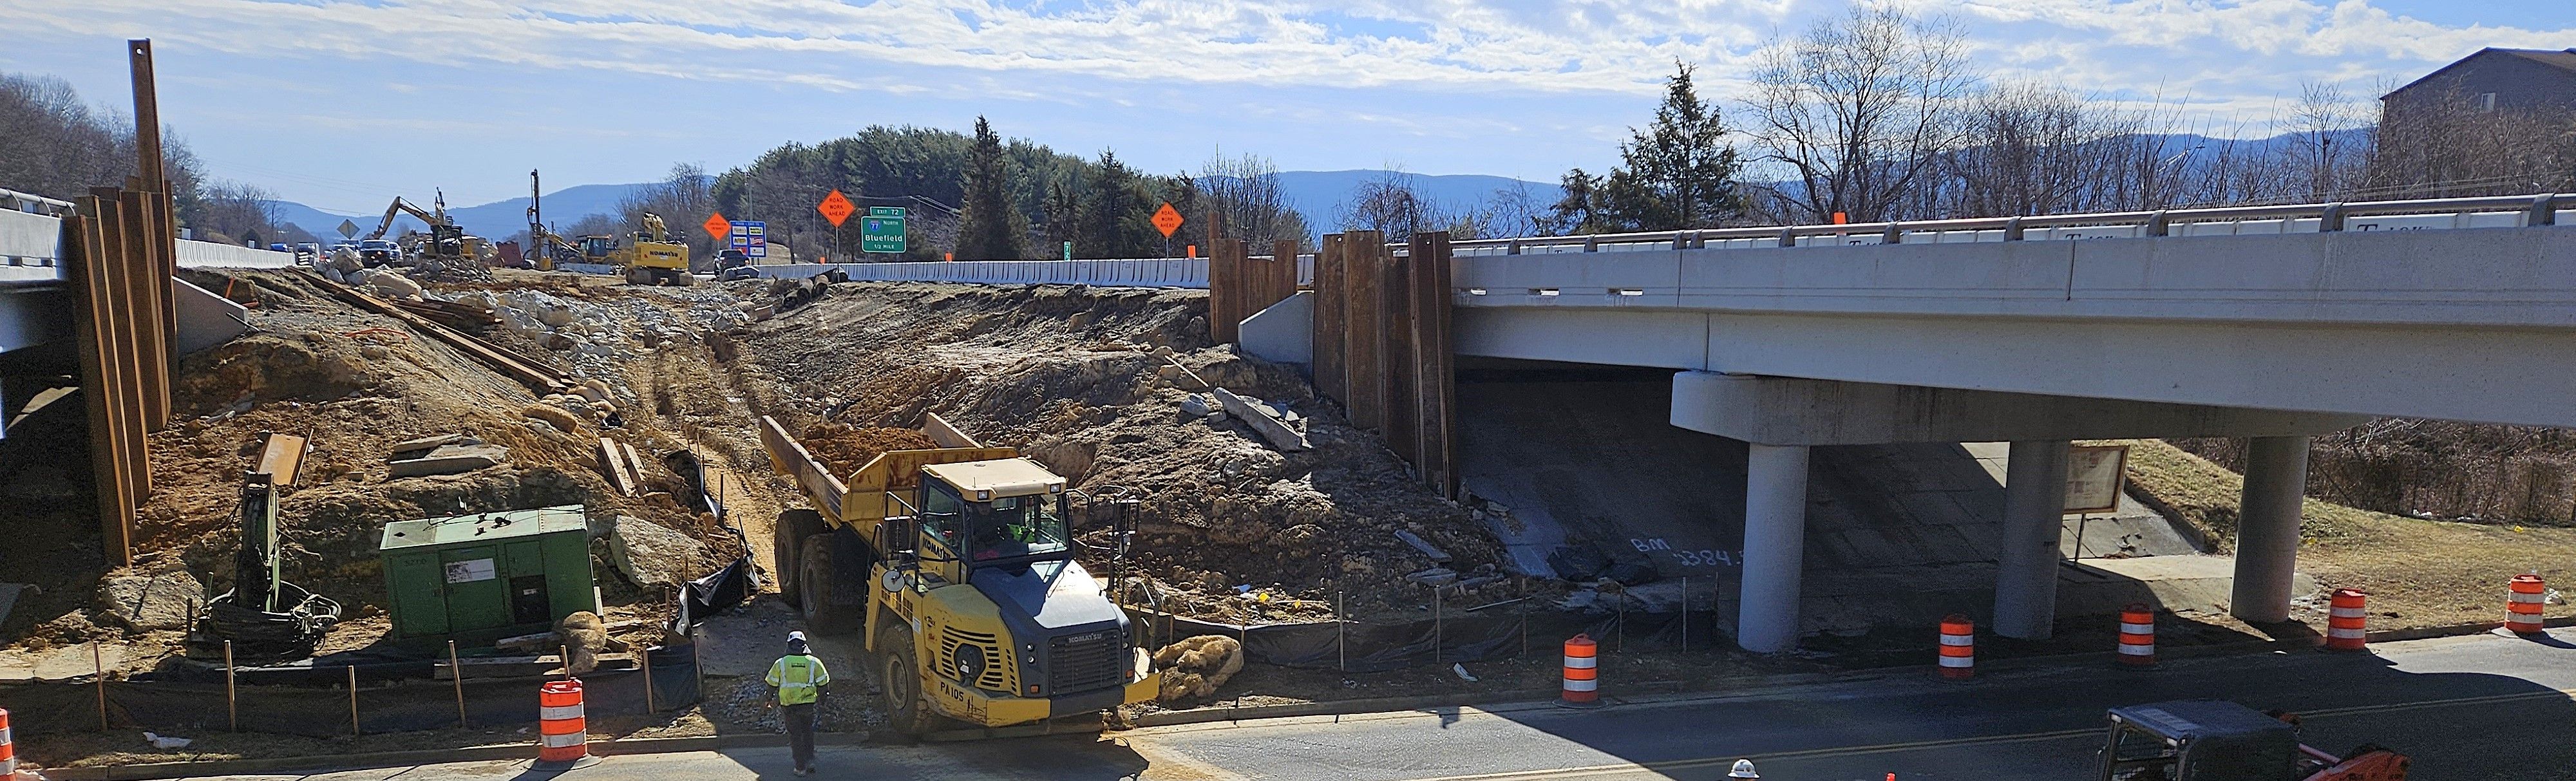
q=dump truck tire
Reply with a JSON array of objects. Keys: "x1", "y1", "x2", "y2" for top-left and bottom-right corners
[
  {"x1": 799, "y1": 534, "x2": 859, "y2": 632},
  {"x1": 774, "y1": 509, "x2": 824, "y2": 606},
  {"x1": 879, "y1": 625, "x2": 933, "y2": 737}
]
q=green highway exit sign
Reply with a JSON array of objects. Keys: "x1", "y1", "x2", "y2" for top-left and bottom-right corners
[{"x1": 861, "y1": 206, "x2": 905, "y2": 254}]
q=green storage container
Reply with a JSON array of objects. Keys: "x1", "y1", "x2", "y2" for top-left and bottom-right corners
[{"x1": 379, "y1": 505, "x2": 597, "y2": 647}]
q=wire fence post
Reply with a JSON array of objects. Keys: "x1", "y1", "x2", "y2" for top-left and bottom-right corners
[
  {"x1": 641, "y1": 645, "x2": 656, "y2": 714},
  {"x1": 1519, "y1": 601, "x2": 1530, "y2": 660},
  {"x1": 1335, "y1": 590, "x2": 1347, "y2": 674},
  {"x1": 1680, "y1": 576, "x2": 1690, "y2": 655},
  {"x1": 93, "y1": 641, "x2": 107, "y2": 731},
  {"x1": 223, "y1": 640, "x2": 238, "y2": 731},
  {"x1": 1432, "y1": 586, "x2": 1444, "y2": 665},
  {"x1": 346, "y1": 664, "x2": 361, "y2": 737},
  {"x1": 692, "y1": 632, "x2": 706, "y2": 711},
  {"x1": 449, "y1": 640, "x2": 467, "y2": 728},
  {"x1": 1616, "y1": 593, "x2": 1627, "y2": 655}
]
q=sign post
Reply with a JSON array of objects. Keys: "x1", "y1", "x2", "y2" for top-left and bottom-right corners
[
  {"x1": 2063, "y1": 444, "x2": 2130, "y2": 560},
  {"x1": 862, "y1": 205, "x2": 906, "y2": 255},
  {"x1": 817, "y1": 190, "x2": 856, "y2": 261},
  {"x1": 1151, "y1": 202, "x2": 1183, "y2": 256}
]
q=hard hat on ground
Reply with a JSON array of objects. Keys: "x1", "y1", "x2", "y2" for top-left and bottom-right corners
[{"x1": 1728, "y1": 758, "x2": 1759, "y2": 778}]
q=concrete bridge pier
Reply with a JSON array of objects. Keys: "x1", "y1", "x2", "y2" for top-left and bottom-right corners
[
  {"x1": 2230, "y1": 436, "x2": 2314, "y2": 624},
  {"x1": 1738, "y1": 443, "x2": 1812, "y2": 654},
  {"x1": 1994, "y1": 440, "x2": 2070, "y2": 639}
]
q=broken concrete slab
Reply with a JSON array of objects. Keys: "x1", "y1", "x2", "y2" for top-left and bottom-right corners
[
  {"x1": 93, "y1": 570, "x2": 202, "y2": 632},
  {"x1": 1213, "y1": 387, "x2": 1309, "y2": 451},
  {"x1": 388, "y1": 433, "x2": 464, "y2": 457},
  {"x1": 388, "y1": 444, "x2": 507, "y2": 477},
  {"x1": 1394, "y1": 529, "x2": 1452, "y2": 563}
]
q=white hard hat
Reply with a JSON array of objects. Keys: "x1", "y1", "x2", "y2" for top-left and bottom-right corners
[{"x1": 1728, "y1": 758, "x2": 1759, "y2": 778}]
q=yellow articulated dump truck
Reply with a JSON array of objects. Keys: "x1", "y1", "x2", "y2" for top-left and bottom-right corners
[{"x1": 758, "y1": 414, "x2": 1158, "y2": 735}]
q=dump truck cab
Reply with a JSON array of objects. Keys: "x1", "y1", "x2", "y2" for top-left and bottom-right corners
[
  {"x1": 2099, "y1": 701, "x2": 2408, "y2": 781},
  {"x1": 759, "y1": 415, "x2": 1157, "y2": 735}
]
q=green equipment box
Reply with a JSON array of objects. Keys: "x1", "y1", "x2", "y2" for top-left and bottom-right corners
[{"x1": 380, "y1": 505, "x2": 597, "y2": 646}]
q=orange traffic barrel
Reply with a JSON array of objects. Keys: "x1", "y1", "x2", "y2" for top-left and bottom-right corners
[
  {"x1": 2325, "y1": 588, "x2": 2369, "y2": 651},
  {"x1": 1937, "y1": 615, "x2": 1975, "y2": 679},
  {"x1": 1, "y1": 708, "x2": 15, "y2": 780},
  {"x1": 538, "y1": 679, "x2": 587, "y2": 762},
  {"x1": 2507, "y1": 574, "x2": 2548, "y2": 635},
  {"x1": 2117, "y1": 604, "x2": 2157, "y2": 668},
  {"x1": 1560, "y1": 634, "x2": 1600, "y2": 707}
]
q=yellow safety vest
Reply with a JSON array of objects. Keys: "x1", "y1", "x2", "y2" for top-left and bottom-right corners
[{"x1": 765, "y1": 654, "x2": 831, "y2": 705}]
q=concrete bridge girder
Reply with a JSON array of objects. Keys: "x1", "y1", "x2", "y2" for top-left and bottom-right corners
[{"x1": 1677, "y1": 372, "x2": 2340, "y2": 653}]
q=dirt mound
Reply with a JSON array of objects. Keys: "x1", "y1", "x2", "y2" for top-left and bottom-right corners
[
  {"x1": 742, "y1": 283, "x2": 1513, "y2": 622},
  {"x1": 799, "y1": 424, "x2": 935, "y2": 473}
]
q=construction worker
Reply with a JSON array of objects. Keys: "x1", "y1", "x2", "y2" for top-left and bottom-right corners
[
  {"x1": 765, "y1": 631, "x2": 832, "y2": 776},
  {"x1": 1728, "y1": 758, "x2": 1759, "y2": 779}
]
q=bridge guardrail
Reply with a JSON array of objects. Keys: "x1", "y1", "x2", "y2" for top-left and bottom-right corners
[{"x1": 1449, "y1": 193, "x2": 2574, "y2": 256}]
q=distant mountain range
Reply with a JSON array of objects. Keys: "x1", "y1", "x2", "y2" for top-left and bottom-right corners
[{"x1": 265, "y1": 170, "x2": 1565, "y2": 244}]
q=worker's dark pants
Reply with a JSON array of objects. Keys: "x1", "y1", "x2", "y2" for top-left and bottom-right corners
[{"x1": 782, "y1": 702, "x2": 817, "y2": 769}]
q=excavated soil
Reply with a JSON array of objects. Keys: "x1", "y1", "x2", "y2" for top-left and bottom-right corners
[
  {"x1": 737, "y1": 283, "x2": 1514, "y2": 621},
  {"x1": 799, "y1": 424, "x2": 936, "y2": 474}
]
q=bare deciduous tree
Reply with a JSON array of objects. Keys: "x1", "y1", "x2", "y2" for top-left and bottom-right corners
[{"x1": 1742, "y1": 4, "x2": 1975, "y2": 223}]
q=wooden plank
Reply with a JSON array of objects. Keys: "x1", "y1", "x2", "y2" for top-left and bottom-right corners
[
  {"x1": 1342, "y1": 231, "x2": 1387, "y2": 432},
  {"x1": 1267, "y1": 240, "x2": 1301, "y2": 314},
  {"x1": 1411, "y1": 232, "x2": 1460, "y2": 499},
  {"x1": 254, "y1": 433, "x2": 309, "y2": 485},
  {"x1": 314, "y1": 273, "x2": 570, "y2": 395},
  {"x1": 1311, "y1": 235, "x2": 1347, "y2": 404},
  {"x1": 1384, "y1": 246, "x2": 1418, "y2": 464},
  {"x1": 599, "y1": 438, "x2": 637, "y2": 496}
]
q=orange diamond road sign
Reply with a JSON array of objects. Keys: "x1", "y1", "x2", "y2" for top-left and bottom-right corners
[
  {"x1": 1151, "y1": 202, "x2": 1184, "y2": 238},
  {"x1": 818, "y1": 189, "x2": 857, "y2": 227},
  {"x1": 703, "y1": 212, "x2": 730, "y2": 240}
]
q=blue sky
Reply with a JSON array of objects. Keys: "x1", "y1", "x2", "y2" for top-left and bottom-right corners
[{"x1": 3, "y1": 1, "x2": 2570, "y2": 212}]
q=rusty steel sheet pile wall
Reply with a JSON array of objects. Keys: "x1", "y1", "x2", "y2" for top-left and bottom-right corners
[
  {"x1": 63, "y1": 185, "x2": 176, "y2": 567},
  {"x1": 1296, "y1": 231, "x2": 1460, "y2": 500}
]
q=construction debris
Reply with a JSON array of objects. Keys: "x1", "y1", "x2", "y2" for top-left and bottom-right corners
[
  {"x1": 1151, "y1": 635, "x2": 1245, "y2": 703},
  {"x1": 1396, "y1": 529, "x2": 1452, "y2": 563},
  {"x1": 607, "y1": 515, "x2": 715, "y2": 589},
  {"x1": 1213, "y1": 387, "x2": 1309, "y2": 451},
  {"x1": 387, "y1": 441, "x2": 507, "y2": 477}
]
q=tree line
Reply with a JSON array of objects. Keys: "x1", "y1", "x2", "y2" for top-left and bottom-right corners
[
  {"x1": 0, "y1": 72, "x2": 299, "y2": 246},
  {"x1": 655, "y1": 120, "x2": 1310, "y2": 262},
  {"x1": 1383, "y1": 4, "x2": 2573, "y2": 239}
]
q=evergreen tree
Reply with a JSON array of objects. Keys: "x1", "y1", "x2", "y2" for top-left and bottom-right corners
[
  {"x1": 1548, "y1": 63, "x2": 1745, "y2": 232},
  {"x1": 954, "y1": 117, "x2": 1027, "y2": 260}
]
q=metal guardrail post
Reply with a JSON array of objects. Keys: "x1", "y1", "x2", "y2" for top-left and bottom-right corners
[
  {"x1": 1777, "y1": 227, "x2": 1796, "y2": 248},
  {"x1": 2318, "y1": 202, "x2": 2347, "y2": 232},
  {"x1": 1881, "y1": 221, "x2": 1904, "y2": 244},
  {"x1": 2143, "y1": 211, "x2": 2170, "y2": 237},
  {"x1": 2001, "y1": 216, "x2": 2025, "y2": 241},
  {"x1": 2530, "y1": 194, "x2": 2560, "y2": 227}
]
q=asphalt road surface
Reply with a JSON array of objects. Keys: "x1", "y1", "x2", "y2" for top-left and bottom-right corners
[{"x1": 180, "y1": 628, "x2": 2576, "y2": 781}]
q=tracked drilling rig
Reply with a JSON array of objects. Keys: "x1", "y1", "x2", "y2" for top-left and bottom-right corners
[{"x1": 759, "y1": 413, "x2": 1157, "y2": 735}]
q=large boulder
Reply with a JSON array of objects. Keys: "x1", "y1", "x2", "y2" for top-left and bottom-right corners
[
  {"x1": 607, "y1": 515, "x2": 712, "y2": 589},
  {"x1": 93, "y1": 569, "x2": 204, "y2": 632}
]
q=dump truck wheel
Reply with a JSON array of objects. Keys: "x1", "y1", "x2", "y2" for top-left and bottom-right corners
[
  {"x1": 799, "y1": 534, "x2": 859, "y2": 632},
  {"x1": 773, "y1": 509, "x2": 824, "y2": 606},
  {"x1": 878, "y1": 626, "x2": 932, "y2": 737}
]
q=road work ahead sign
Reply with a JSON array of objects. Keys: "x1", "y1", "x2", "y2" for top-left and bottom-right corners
[{"x1": 862, "y1": 205, "x2": 905, "y2": 254}]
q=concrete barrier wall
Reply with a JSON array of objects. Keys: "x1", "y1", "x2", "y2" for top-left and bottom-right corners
[
  {"x1": 753, "y1": 258, "x2": 1211, "y2": 288},
  {"x1": 174, "y1": 240, "x2": 297, "y2": 268}
]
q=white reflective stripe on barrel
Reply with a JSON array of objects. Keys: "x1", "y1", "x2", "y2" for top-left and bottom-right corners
[
  {"x1": 542, "y1": 731, "x2": 587, "y2": 748},
  {"x1": 1, "y1": 725, "x2": 12, "y2": 743},
  {"x1": 1937, "y1": 656, "x2": 1973, "y2": 667},
  {"x1": 2327, "y1": 627, "x2": 2366, "y2": 639},
  {"x1": 2118, "y1": 645, "x2": 2155, "y2": 655},
  {"x1": 1, "y1": 757, "x2": 15, "y2": 775},
  {"x1": 1562, "y1": 656, "x2": 1595, "y2": 669},
  {"x1": 1938, "y1": 634, "x2": 1975, "y2": 646},
  {"x1": 2330, "y1": 607, "x2": 2368, "y2": 618},
  {"x1": 2511, "y1": 592, "x2": 2547, "y2": 603},
  {"x1": 1562, "y1": 678, "x2": 1597, "y2": 692},
  {"x1": 2121, "y1": 623, "x2": 2154, "y2": 634},
  {"x1": 540, "y1": 704, "x2": 585, "y2": 720}
]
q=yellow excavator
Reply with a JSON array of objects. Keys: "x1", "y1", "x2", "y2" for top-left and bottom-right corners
[
  {"x1": 758, "y1": 413, "x2": 1158, "y2": 735},
  {"x1": 366, "y1": 193, "x2": 488, "y2": 265}
]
